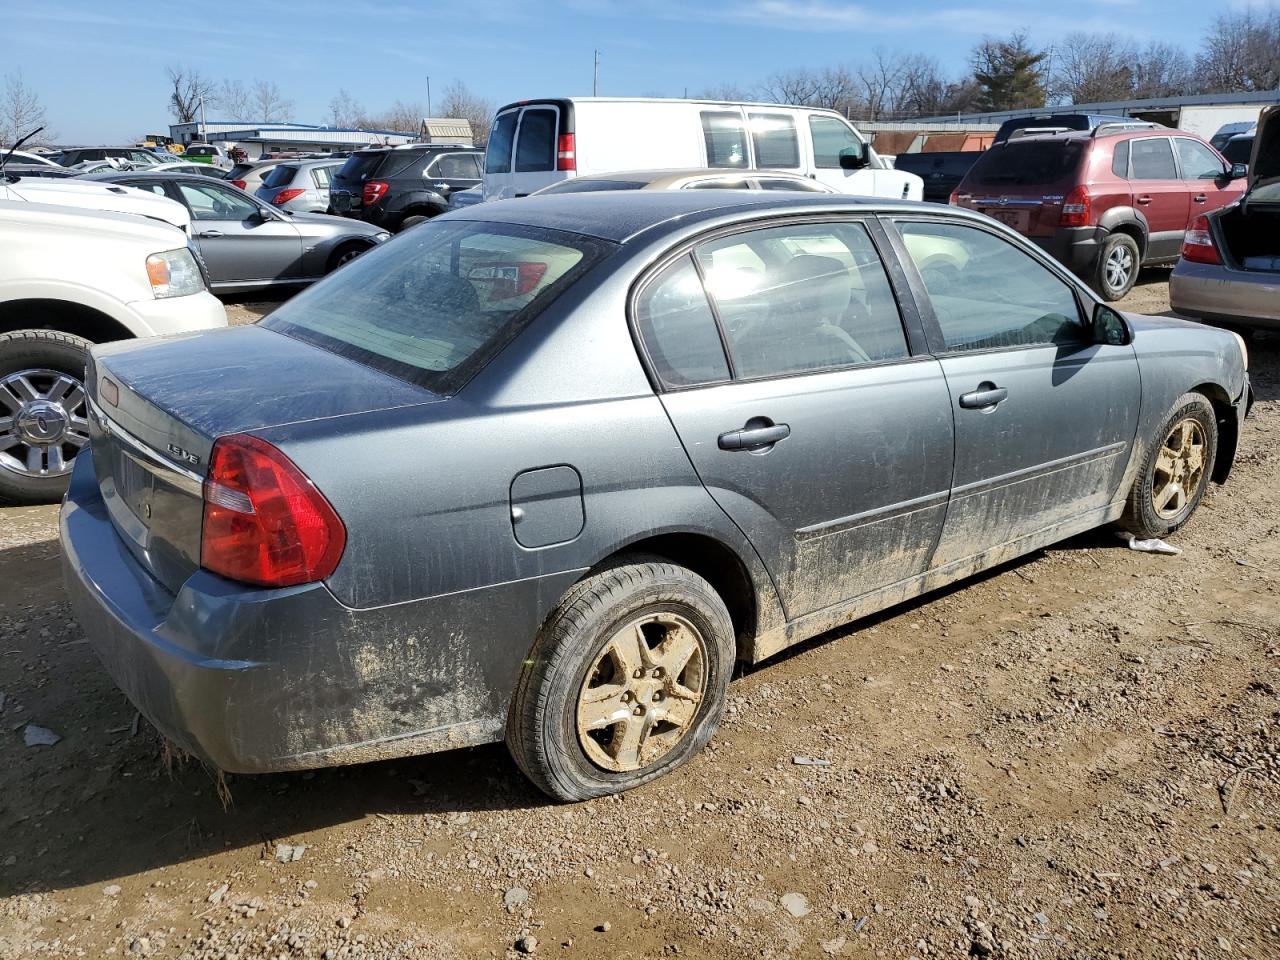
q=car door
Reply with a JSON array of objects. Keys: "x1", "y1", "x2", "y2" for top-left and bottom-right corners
[
  {"x1": 639, "y1": 219, "x2": 955, "y2": 620},
  {"x1": 806, "y1": 113, "x2": 913, "y2": 199},
  {"x1": 1174, "y1": 136, "x2": 1244, "y2": 217},
  {"x1": 1129, "y1": 137, "x2": 1189, "y2": 260},
  {"x1": 509, "y1": 106, "x2": 561, "y2": 197},
  {"x1": 888, "y1": 217, "x2": 1140, "y2": 568},
  {"x1": 173, "y1": 179, "x2": 302, "y2": 287}
]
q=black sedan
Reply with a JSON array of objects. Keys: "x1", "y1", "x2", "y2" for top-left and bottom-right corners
[{"x1": 85, "y1": 171, "x2": 390, "y2": 294}]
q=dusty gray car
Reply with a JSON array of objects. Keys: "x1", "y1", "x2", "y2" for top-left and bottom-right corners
[
  {"x1": 1171, "y1": 106, "x2": 1280, "y2": 330},
  {"x1": 61, "y1": 192, "x2": 1250, "y2": 801},
  {"x1": 87, "y1": 171, "x2": 389, "y2": 293}
]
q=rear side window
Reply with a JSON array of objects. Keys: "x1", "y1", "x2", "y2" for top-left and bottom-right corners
[
  {"x1": 1130, "y1": 138, "x2": 1177, "y2": 179},
  {"x1": 701, "y1": 111, "x2": 749, "y2": 168},
  {"x1": 262, "y1": 164, "x2": 298, "y2": 188},
  {"x1": 809, "y1": 115, "x2": 863, "y2": 169},
  {"x1": 1223, "y1": 137, "x2": 1253, "y2": 165},
  {"x1": 969, "y1": 141, "x2": 1085, "y2": 186},
  {"x1": 634, "y1": 256, "x2": 731, "y2": 386},
  {"x1": 757, "y1": 177, "x2": 825, "y2": 191},
  {"x1": 263, "y1": 220, "x2": 610, "y2": 393},
  {"x1": 311, "y1": 165, "x2": 335, "y2": 188},
  {"x1": 686, "y1": 178, "x2": 749, "y2": 189},
  {"x1": 748, "y1": 113, "x2": 800, "y2": 169},
  {"x1": 1111, "y1": 140, "x2": 1129, "y2": 178},
  {"x1": 486, "y1": 112, "x2": 517, "y2": 174},
  {"x1": 515, "y1": 109, "x2": 557, "y2": 173},
  {"x1": 430, "y1": 153, "x2": 482, "y2": 179},
  {"x1": 1175, "y1": 138, "x2": 1225, "y2": 180}
]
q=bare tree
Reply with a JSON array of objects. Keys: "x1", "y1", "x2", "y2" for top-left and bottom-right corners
[
  {"x1": 856, "y1": 48, "x2": 908, "y2": 120},
  {"x1": 166, "y1": 66, "x2": 218, "y2": 123},
  {"x1": 328, "y1": 89, "x2": 364, "y2": 127},
  {"x1": 438, "y1": 80, "x2": 494, "y2": 146},
  {"x1": 697, "y1": 83, "x2": 753, "y2": 101},
  {"x1": 218, "y1": 79, "x2": 251, "y2": 121},
  {"x1": 1195, "y1": 9, "x2": 1280, "y2": 93},
  {"x1": 376, "y1": 100, "x2": 424, "y2": 134},
  {"x1": 760, "y1": 69, "x2": 822, "y2": 106},
  {"x1": 1, "y1": 71, "x2": 52, "y2": 145},
  {"x1": 897, "y1": 55, "x2": 980, "y2": 117},
  {"x1": 1050, "y1": 32, "x2": 1138, "y2": 104},
  {"x1": 1133, "y1": 42, "x2": 1195, "y2": 98},
  {"x1": 252, "y1": 80, "x2": 293, "y2": 123}
]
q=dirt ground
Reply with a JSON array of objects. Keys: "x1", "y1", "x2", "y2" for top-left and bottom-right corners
[{"x1": 2, "y1": 274, "x2": 1277, "y2": 960}]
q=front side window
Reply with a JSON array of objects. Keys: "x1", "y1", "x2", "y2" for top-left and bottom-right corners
[
  {"x1": 1130, "y1": 138, "x2": 1178, "y2": 180},
  {"x1": 485, "y1": 111, "x2": 517, "y2": 174},
  {"x1": 694, "y1": 221, "x2": 909, "y2": 379},
  {"x1": 262, "y1": 221, "x2": 610, "y2": 393},
  {"x1": 634, "y1": 256, "x2": 731, "y2": 387},
  {"x1": 1175, "y1": 138, "x2": 1226, "y2": 180},
  {"x1": 177, "y1": 182, "x2": 259, "y2": 221},
  {"x1": 514, "y1": 109, "x2": 557, "y2": 173},
  {"x1": 808, "y1": 115, "x2": 862, "y2": 169},
  {"x1": 897, "y1": 220, "x2": 1084, "y2": 352},
  {"x1": 701, "y1": 111, "x2": 749, "y2": 168},
  {"x1": 748, "y1": 113, "x2": 800, "y2": 169}
]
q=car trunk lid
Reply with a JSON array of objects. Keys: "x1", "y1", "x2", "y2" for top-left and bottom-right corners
[
  {"x1": 87, "y1": 325, "x2": 438, "y2": 593},
  {"x1": 1245, "y1": 105, "x2": 1280, "y2": 209},
  {"x1": 330, "y1": 151, "x2": 387, "y2": 213},
  {"x1": 956, "y1": 138, "x2": 1087, "y2": 237}
]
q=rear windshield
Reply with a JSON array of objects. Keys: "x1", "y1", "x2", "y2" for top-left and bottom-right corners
[
  {"x1": 226, "y1": 164, "x2": 255, "y2": 180},
  {"x1": 186, "y1": 146, "x2": 215, "y2": 157},
  {"x1": 968, "y1": 141, "x2": 1085, "y2": 186},
  {"x1": 262, "y1": 164, "x2": 299, "y2": 188},
  {"x1": 336, "y1": 152, "x2": 386, "y2": 182},
  {"x1": 262, "y1": 221, "x2": 613, "y2": 393},
  {"x1": 539, "y1": 178, "x2": 647, "y2": 194}
]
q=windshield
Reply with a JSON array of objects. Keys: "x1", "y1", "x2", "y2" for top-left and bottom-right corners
[
  {"x1": 262, "y1": 220, "x2": 613, "y2": 393},
  {"x1": 186, "y1": 146, "x2": 215, "y2": 157},
  {"x1": 968, "y1": 141, "x2": 1085, "y2": 187}
]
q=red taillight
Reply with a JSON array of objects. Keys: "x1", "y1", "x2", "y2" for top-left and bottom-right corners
[
  {"x1": 557, "y1": 133, "x2": 576, "y2": 172},
  {"x1": 201, "y1": 434, "x2": 346, "y2": 588},
  {"x1": 1059, "y1": 185, "x2": 1092, "y2": 227},
  {"x1": 948, "y1": 188, "x2": 960, "y2": 205},
  {"x1": 1181, "y1": 214, "x2": 1221, "y2": 265},
  {"x1": 271, "y1": 188, "x2": 305, "y2": 206},
  {"x1": 229, "y1": 179, "x2": 246, "y2": 189},
  {"x1": 362, "y1": 180, "x2": 389, "y2": 205}
]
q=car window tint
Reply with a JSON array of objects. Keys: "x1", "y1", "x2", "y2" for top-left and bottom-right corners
[
  {"x1": 515, "y1": 109, "x2": 557, "y2": 173},
  {"x1": 1223, "y1": 137, "x2": 1253, "y2": 165},
  {"x1": 897, "y1": 220, "x2": 1084, "y2": 352},
  {"x1": 1111, "y1": 140, "x2": 1130, "y2": 178},
  {"x1": 1176, "y1": 138, "x2": 1225, "y2": 180},
  {"x1": 757, "y1": 177, "x2": 823, "y2": 191},
  {"x1": 431, "y1": 154, "x2": 481, "y2": 179},
  {"x1": 129, "y1": 181, "x2": 170, "y2": 198},
  {"x1": 1130, "y1": 138, "x2": 1177, "y2": 180},
  {"x1": 701, "y1": 111, "x2": 749, "y2": 168},
  {"x1": 262, "y1": 165, "x2": 298, "y2": 188},
  {"x1": 748, "y1": 112, "x2": 800, "y2": 169},
  {"x1": 809, "y1": 115, "x2": 862, "y2": 170},
  {"x1": 177, "y1": 182, "x2": 259, "y2": 220},
  {"x1": 634, "y1": 256, "x2": 731, "y2": 387},
  {"x1": 485, "y1": 112, "x2": 518, "y2": 174},
  {"x1": 694, "y1": 222, "x2": 909, "y2": 379},
  {"x1": 686, "y1": 178, "x2": 749, "y2": 189},
  {"x1": 970, "y1": 141, "x2": 1085, "y2": 185}
]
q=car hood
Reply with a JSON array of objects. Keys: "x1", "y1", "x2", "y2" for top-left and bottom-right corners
[
  {"x1": 0, "y1": 178, "x2": 191, "y2": 231},
  {"x1": 1247, "y1": 104, "x2": 1279, "y2": 201}
]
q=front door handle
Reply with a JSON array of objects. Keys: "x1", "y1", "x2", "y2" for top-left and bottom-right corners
[
  {"x1": 1136, "y1": 195, "x2": 1152, "y2": 205},
  {"x1": 198, "y1": 230, "x2": 223, "y2": 238},
  {"x1": 719, "y1": 420, "x2": 790, "y2": 451},
  {"x1": 959, "y1": 383, "x2": 1008, "y2": 410}
]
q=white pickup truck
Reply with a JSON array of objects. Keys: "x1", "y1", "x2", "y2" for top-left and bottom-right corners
[
  {"x1": 0, "y1": 200, "x2": 227, "y2": 504},
  {"x1": 0, "y1": 176, "x2": 191, "y2": 231}
]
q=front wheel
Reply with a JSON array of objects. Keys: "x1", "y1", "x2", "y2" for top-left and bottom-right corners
[
  {"x1": 1121, "y1": 392, "x2": 1218, "y2": 539},
  {"x1": 1089, "y1": 233, "x2": 1141, "y2": 301},
  {"x1": 506, "y1": 558, "x2": 735, "y2": 802},
  {"x1": 0, "y1": 330, "x2": 94, "y2": 505},
  {"x1": 326, "y1": 242, "x2": 369, "y2": 273}
]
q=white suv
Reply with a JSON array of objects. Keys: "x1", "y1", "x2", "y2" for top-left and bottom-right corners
[{"x1": 0, "y1": 199, "x2": 227, "y2": 503}]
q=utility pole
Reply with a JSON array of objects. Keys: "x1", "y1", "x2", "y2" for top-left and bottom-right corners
[
  {"x1": 593, "y1": 50, "x2": 600, "y2": 96},
  {"x1": 198, "y1": 96, "x2": 206, "y2": 143},
  {"x1": 426, "y1": 76, "x2": 432, "y2": 118}
]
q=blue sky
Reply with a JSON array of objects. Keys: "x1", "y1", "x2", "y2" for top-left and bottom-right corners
[{"x1": 5, "y1": 0, "x2": 1220, "y2": 143}]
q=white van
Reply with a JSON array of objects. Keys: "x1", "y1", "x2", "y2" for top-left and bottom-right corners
[{"x1": 482, "y1": 98, "x2": 922, "y2": 202}]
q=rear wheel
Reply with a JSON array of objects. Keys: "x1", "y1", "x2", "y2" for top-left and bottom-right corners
[
  {"x1": 399, "y1": 214, "x2": 431, "y2": 230},
  {"x1": 1121, "y1": 392, "x2": 1218, "y2": 539},
  {"x1": 0, "y1": 330, "x2": 93, "y2": 505},
  {"x1": 1090, "y1": 233, "x2": 1141, "y2": 301}
]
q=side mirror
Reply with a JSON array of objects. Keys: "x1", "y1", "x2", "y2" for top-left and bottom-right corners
[
  {"x1": 1229, "y1": 161, "x2": 1249, "y2": 180},
  {"x1": 1092, "y1": 303, "x2": 1130, "y2": 346},
  {"x1": 255, "y1": 206, "x2": 275, "y2": 221},
  {"x1": 838, "y1": 144, "x2": 868, "y2": 171}
]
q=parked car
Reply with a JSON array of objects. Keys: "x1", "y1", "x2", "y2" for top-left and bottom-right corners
[
  {"x1": 1210, "y1": 121, "x2": 1256, "y2": 152},
  {"x1": 0, "y1": 174, "x2": 191, "y2": 231},
  {"x1": 889, "y1": 151, "x2": 981, "y2": 203},
  {"x1": 61, "y1": 191, "x2": 1249, "y2": 801},
  {"x1": 150, "y1": 161, "x2": 228, "y2": 178},
  {"x1": 0, "y1": 199, "x2": 226, "y2": 503},
  {"x1": 52, "y1": 147, "x2": 164, "y2": 167},
  {"x1": 533, "y1": 168, "x2": 837, "y2": 194},
  {"x1": 88, "y1": 171, "x2": 390, "y2": 293},
  {"x1": 482, "y1": 98, "x2": 922, "y2": 201},
  {"x1": 183, "y1": 143, "x2": 232, "y2": 170},
  {"x1": 1, "y1": 149, "x2": 63, "y2": 169},
  {"x1": 2, "y1": 162, "x2": 74, "y2": 180},
  {"x1": 1170, "y1": 106, "x2": 1279, "y2": 330},
  {"x1": 329, "y1": 145, "x2": 483, "y2": 230},
  {"x1": 951, "y1": 124, "x2": 1246, "y2": 299},
  {"x1": 225, "y1": 159, "x2": 289, "y2": 193},
  {"x1": 993, "y1": 113, "x2": 1138, "y2": 144},
  {"x1": 255, "y1": 159, "x2": 344, "y2": 213},
  {"x1": 1221, "y1": 132, "x2": 1255, "y2": 170}
]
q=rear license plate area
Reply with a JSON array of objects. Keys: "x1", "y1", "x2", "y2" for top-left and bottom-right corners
[{"x1": 985, "y1": 208, "x2": 1029, "y2": 231}]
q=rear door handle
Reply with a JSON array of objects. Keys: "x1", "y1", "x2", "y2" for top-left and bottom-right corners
[
  {"x1": 719, "y1": 421, "x2": 790, "y2": 451},
  {"x1": 959, "y1": 383, "x2": 1008, "y2": 410},
  {"x1": 198, "y1": 230, "x2": 223, "y2": 238},
  {"x1": 1193, "y1": 193, "x2": 1207, "y2": 203},
  {"x1": 1136, "y1": 195, "x2": 1152, "y2": 205}
]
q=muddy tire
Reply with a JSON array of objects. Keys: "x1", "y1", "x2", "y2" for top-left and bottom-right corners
[
  {"x1": 1089, "y1": 232, "x2": 1141, "y2": 301},
  {"x1": 506, "y1": 557, "x2": 735, "y2": 802},
  {"x1": 0, "y1": 329, "x2": 93, "y2": 506},
  {"x1": 1121, "y1": 392, "x2": 1218, "y2": 540}
]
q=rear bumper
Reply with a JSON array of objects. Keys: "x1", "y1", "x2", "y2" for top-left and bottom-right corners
[
  {"x1": 1169, "y1": 260, "x2": 1280, "y2": 329},
  {"x1": 60, "y1": 448, "x2": 576, "y2": 773},
  {"x1": 1029, "y1": 226, "x2": 1102, "y2": 275}
]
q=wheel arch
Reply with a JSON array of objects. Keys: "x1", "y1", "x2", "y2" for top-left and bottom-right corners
[
  {"x1": 1097, "y1": 208, "x2": 1149, "y2": 257},
  {"x1": 1190, "y1": 380, "x2": 1239, "y2": 484},
  {"x1": 0, "y1": 298, "x2": 135, "y2": 343}
]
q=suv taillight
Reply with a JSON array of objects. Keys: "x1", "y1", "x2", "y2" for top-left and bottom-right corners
[
  {"x1": 272, "y1": 188, "x2": 305, "y2": 206},
  {"x1": 1059, "y1": 185, "x2": 1091, "y2": 227},
  {"x1": 557, "y1": 133, "x2": 576, "y2": 172},
  {"x1": 362, "y1": 180, "x2": 389, "y2": 205},
  {"x1": 229, "y1": 179, "x2": 247, "y2": 189},
  {"x1": 1181, "y1": 214, "x2": 1221, "y2": 265},
  {"x1": 201, "y1": 434, "x2": 346, "y2": 588}
]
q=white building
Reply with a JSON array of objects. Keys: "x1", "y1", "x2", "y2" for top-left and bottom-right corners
[{"x1": 168, "y1": 120, "x2": 417, "y2": 158}]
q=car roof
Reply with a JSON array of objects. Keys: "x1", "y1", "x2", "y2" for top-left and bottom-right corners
[
  {"x1": 569, "y1": 168, "x2": 807, "y2": 186},
  {"x1": 444, "y1": 191, "x2": 959, "y2": 244}
]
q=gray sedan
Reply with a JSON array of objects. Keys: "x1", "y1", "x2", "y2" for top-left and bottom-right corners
[
  {"x1": 87, "y1": 171, "x2": 389, "y2": 293},
  {"x1": 61, "y1": 192, "x2": 1250, "y2": 801}
]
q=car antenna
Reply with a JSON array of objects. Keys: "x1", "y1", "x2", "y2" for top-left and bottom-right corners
[{"x1": 1, "y1": 126, "x2": 46, "y2": 183}]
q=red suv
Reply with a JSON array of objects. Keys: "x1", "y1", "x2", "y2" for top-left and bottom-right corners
[{"x1": 950, "y1": 124, "x2": 1247, "y2": 300}]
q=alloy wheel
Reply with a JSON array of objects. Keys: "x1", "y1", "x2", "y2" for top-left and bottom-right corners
[
  {"x1": 1152, "y1": 418, "x2": 1206, "y2": 519},
  {"x1": 576, "y1": 613, "x2": 708, "y2": 772},
  {"x1": 1105, "y1": 244, "x2": 1134, "y2": 292},
  {"x1": 0, "y1": 368, "x2": 90, "y2": 478}
]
